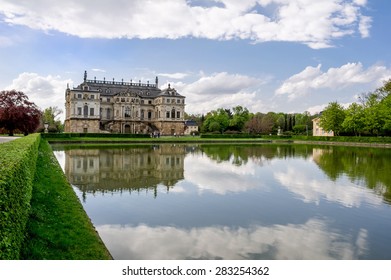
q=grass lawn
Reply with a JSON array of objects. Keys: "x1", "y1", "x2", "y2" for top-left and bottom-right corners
[{"x1": 21, "y1": 139, "x2": 112, "y2": 260}]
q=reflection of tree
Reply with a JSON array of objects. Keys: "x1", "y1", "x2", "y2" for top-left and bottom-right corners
[
  {"x1": 314, "y1": 147, "x2": 391, "y2": 203},
  {"x1": 199, "y1": 144, "x2": 312, "y2": 166},
  {"x1": 64, "y1": 145, "x2": 185, "y2": 198}
]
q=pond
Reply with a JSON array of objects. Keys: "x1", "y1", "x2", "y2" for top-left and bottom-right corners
[{"x1": 53, "y1": 144, "x2": 391, "y2": 260}]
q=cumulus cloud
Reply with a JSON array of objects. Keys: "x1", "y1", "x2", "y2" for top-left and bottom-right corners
[
  {"x1": 97, "y1": 219, "x2": 368, "y2": 259},
  {"x1": 0, "y1": 0, "x2": 371, "y2": 49},
  {"x1": 165, "y1": 71, "x2": 270, "y2": 114},
  {"x1": 273, "y1": 158, "x2": 383, "y2": 208},
  {"x1": 6, "y1": 72, "x2": 72, "y2": 121},
  {"x1": 275, "y1": 63, "x2": 391, "y2": 100}
]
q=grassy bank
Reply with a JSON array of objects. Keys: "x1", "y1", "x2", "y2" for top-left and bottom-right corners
[{"x1": 21, "y1": 139, "x2": 112, "y2": 259}]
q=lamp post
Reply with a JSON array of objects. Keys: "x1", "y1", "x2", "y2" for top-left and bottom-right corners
[{"x1": 44, "y1": 122, "x2": 49, "y2": 133}]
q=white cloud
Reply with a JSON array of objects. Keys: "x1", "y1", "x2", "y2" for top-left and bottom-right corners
[
  {"x1": 0, "y1": 0, "x2": 371, "y2": 49},
  {"x1": 165, "y1": 71, "x2": 270, "y2": 114},
  {"x1": 184, "y1": 153, "x2": 263, "y2": 195},
  {"x1": 6, "y1": 72, "x2": 72, "y2": 121},
  {"x1": 358, "y1": 15, "x2": 372, "y2": 38},
  {"x1": 184, "y1": 72, "x2": 260, "y2": 95},
  {"x1": 91, "y1": 68, "x2": 106, "y2": 73},
  {"x1": 97, "y1": 219, "x2": 368, "y2": 259},
  {"x1": 276, "y1": 62, "x2": 391, "y2": 100},
  {"x1": 158, "y1": 72, "x2": 189, "y2": 79},
  {"x1": 273, "y1": 158, "x2": 383, "y2": 208}
]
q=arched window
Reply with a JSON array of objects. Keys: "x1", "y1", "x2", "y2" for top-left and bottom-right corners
[{"x1": 83, "y1": 105, "x2": 88, "y2": 117}]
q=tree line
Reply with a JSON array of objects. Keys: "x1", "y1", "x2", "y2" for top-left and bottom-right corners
[
  {"x1": 319, "y1": 79, "x2": 391, "y2": 136},
  {"x1": 186, "y1": 106, "x2": 312, "y2": 135},
  {"x1": 187, "y1": 79, "x2": 391, "y2": 137}
]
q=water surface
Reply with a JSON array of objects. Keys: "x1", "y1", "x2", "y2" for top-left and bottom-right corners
[{"x1": 53, "y1": 144, "x2": 391, "y2": 260}]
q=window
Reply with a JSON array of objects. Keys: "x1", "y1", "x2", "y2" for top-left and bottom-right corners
[
  {"x1": 125, "y1": 107, "x2": 131, "y2": 118},
  {"x1": 166, "y1": 98, "x2": 170, "y2": 103},
  {"x1": 148, "y1": 111, "x2": 152, "y2": 119},
  {"x1": 83, "y1": 105, "x2": 88, "y2": 117},
  {"x1": 177, "y1": 111, "x2": 180, "y2": 118},
  {"x1": 166, "y1": 112, "x2": 170, "y2": 119},
  {"x1": 106, "y1": 108, "x2": 111, "y2": 119},
  {"x1": 148, "y1": 100, "x2": 152, "y2": 104},
  {"x1": 90, "y1": 108, "x2": 94, "y2": 116},
  {"x1": 171, "y1": 109, "x2": 175, "y2": 119},
  {"x1": 77, "y1": 107, "x2": 82, "y2": 115},
  {"x1": 78, "y1": 94, "x2": 82, "y2": 99}
]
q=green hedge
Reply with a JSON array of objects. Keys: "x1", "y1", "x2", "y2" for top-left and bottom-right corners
[
  {"x1": 41, "y1": 132, "x2": 150, "y2": 139},
  {"x1": 0, "y1": 134, "x2": 41, "y2": 259},
  {"x1": 200, "y1": 133, "x2": 263, "y2": 139},
  {"x1": 292, "y1": 135, "x2": 391, "y2": 143}
]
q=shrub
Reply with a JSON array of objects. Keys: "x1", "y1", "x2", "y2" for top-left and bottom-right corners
[
  {"x1": 41, "y1": 133, "x2": 150, "y2": 139},
  {"x1": 0, "y1": 134, "x2": 40, "y2": 259},
  {"x1": 201, "y1": 133, "x2": 263, "y2": 139}
]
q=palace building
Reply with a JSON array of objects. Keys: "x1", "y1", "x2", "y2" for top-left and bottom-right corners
[{"x1": 64, "y1": 71, "x2": 186, "y2": 135}]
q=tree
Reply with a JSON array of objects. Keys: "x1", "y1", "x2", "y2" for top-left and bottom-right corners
[
  {"x1": 245, "y1": 112, "x2": 274, "y2": 134},
  {"x1": 362, "y1": 93, "x2": 384, "y2": 135},
  {"x1": 341, "y1": 103, "x2": 365, "y2": 136},
  {"x1": 319, "y1": 102, "x2": 346, "y2": 136},
  {"x1": 202, "y1": 108, "x2": 230, "y2": 133},
  {"x1": 0, "y1": 90, "x2": 41, "y2": 136},
  {"x1": 229, "y1": 106, "x2": 250, "y2": 131},
  {"x1": 42, "y1": 106, "x2": 64, "y2": 132}
]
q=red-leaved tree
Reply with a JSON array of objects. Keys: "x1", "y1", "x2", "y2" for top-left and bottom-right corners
[{"x1": 0, "y1": 90, "x2": 42, "y2": 136}]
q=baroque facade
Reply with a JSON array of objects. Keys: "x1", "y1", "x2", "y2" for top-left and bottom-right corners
[{"x1": 65, "y1": 71, "x2": 186, "y2": 135}]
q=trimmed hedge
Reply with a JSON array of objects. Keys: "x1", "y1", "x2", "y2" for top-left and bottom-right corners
[
  {"x1": 0, "y1": 134, "x2": 41, "y2": 259},
  {"x1": 41, "y1": 133, "x2": 150, "y2": 139},
  {"x1": 201, "y1": 133, "x2": 263, "y2": 139},
  {"x1": 292, "y1": 135, "x2": 391, "y2": 143}
]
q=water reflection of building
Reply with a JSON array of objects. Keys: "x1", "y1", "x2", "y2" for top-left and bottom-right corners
[{"x1": 64, "y1": 145, "x2": 185, "y2": 196}]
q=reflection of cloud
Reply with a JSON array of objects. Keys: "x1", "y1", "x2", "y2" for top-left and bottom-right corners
[
  {"x1": 274, "y1": 162, "x2": 382, "y2": 208},
  {"x1": 97, "y1": 219, "x2": 368, "y2": 260},
  {"x1": 184, "y1": 154, "x2": 262, "y2": 195}
]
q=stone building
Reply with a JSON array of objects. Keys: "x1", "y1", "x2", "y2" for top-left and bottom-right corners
[
  {"x1": 312, "y1": 117, "x2": 334, "y2": 137},
  {"x1": 64, "y1": 71, "x2": 186, "y2": 135}
]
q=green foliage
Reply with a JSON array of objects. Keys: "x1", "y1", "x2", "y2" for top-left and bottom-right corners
[
  {"x1": 42, "y1": 106, "x2": 64, "y2": 133},
  {"x1": 0, "y1": 134, "x2": 40, "y2": 259},
  {"x1": 342, "y1": 103, "x2": 365, "y2": 136},
  {"x1": 202, "y1": 106, "x2": 250, "y2": 133},
  {"x1": 292, "y1": 124, "x2": 307, "y2": 134},
  {"x1": 292, "y1": 135, "x2": 391, "y2": 143},
  {"x1": 229, "y1": 106, "x2": 250, "y2": 131},
  {"x1": 319, "y1": 102, "x2": 346, "y2": 136},
  {"x1": 201, "y1": 133, "x2": 263, "y2": 139},
  {"x1": 41, "y1": 132, "x2": 150, "y2": 139}
]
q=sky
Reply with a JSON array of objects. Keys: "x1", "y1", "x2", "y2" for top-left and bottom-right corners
[{"x1": 1, "y1": 0, "x2": 391, "y2": 121}]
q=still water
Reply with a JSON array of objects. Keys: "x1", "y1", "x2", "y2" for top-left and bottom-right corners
[{"x1": 53, "y1": 144, "x2": 391, "y2": 260}]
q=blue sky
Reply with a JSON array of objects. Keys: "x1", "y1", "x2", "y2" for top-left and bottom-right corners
[{"x1": 1, "y1": 0, "x2": 390, "y2": 121}]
